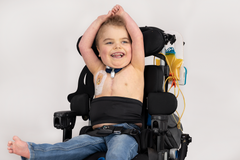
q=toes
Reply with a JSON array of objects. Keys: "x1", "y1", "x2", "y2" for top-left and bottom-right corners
[
  {"x1": 8, "y1": 141, "x2": 13, "y2": 147},
  {"x1": 8, "y1": 147, "x2": 13, "y2": 153},
  {"x1": 13, "y1": 136, "x2": 21, "y2": 141}
]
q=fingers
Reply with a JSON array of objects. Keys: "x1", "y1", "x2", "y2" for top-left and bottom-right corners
[
  {"x1": 112, "y1": 5, "x2": 120, "y2": 14},
  {"x1": 107, "y1": 10, "x2": 112, "y2": 16},
  {"x1": 103, "y1": 4, "x2": 123, "y2": 21}
]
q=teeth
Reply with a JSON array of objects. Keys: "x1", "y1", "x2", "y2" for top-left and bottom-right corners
[{"x1": 111, "y1": 53, "x2": 124, "y2": 57}]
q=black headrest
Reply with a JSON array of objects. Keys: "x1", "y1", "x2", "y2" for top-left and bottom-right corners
[
  {"x1": 140, "y1": 26, "x2": 165, "y2": 57},
  {"x1": 76, "y1": 26, "x2": 175, "y2": 58}
]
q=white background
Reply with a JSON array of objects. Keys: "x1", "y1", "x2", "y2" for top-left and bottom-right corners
[{"x1": 1, "y1": 0, "x2": 240, "y2": 159}]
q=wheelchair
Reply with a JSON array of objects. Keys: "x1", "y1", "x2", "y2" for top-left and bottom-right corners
[{"x1": 54, "y1": 26, "x2": 192, "y2": 160}]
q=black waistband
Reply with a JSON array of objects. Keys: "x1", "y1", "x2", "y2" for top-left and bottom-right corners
[{"x1": 89, "y1": 96, "x2": 143, "y2": 126}]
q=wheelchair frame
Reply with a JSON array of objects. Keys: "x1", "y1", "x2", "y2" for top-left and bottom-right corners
[{"x1": 53, "y1": 26, "x2": 191, "y2": 160}]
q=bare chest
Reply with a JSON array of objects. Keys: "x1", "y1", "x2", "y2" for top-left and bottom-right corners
[{"x1": 94, "y1": 68, "x2": 144, "y2": 100}]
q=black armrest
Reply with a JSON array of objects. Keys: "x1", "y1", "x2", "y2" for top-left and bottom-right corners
[
  {"x1": 54, "y1": 111, "x2": 76, "y2": 130},
  {"x1": 53, "y1": 93, "x2": 90, "y2": 141}
]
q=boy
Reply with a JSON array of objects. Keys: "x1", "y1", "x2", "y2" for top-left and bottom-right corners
[{"x1": 7, "y1": 5, "x2": 144, "y2": 160}]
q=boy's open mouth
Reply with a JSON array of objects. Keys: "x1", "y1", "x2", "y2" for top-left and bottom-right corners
[{"x1": 111, "y1": 52, "x2": 125, "y2": 58}]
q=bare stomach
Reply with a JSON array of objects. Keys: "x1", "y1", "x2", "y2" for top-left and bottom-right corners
[{"x1": 92, "y1": 123, "x2": 142, "y2": 130}]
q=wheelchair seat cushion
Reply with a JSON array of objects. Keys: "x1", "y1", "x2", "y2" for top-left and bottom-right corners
[{"x1": 89, "y1": 96, "x2": 142, "y2": 126}]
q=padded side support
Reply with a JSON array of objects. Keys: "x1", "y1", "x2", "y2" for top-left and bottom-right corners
[
  {"x1": 68, "y1": 66, "x2": 94, "y2": 103},
  {"x1": 144, "y1": 66, "x2": 165, "y2": 94},
  {"x1": 148, "y1": 92, "x2": 177, "y2": 115},
  {"x1": 70, "y1": 93, "x2": 89, "y2": 120}
]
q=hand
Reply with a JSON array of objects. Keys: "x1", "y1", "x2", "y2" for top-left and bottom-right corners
[
  {"x1": 111, "y1": 4, "x2": 125, "y2": 16},
  {"x1": 97, "y1": 10, "x2": 113, "y2": 23}
]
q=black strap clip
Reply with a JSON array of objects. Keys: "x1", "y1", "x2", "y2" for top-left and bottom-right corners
[
  {"x1": 97, "y1": 125, "x2": 125, "y2": 135},
  {"x1": 97, "y1": 125, "x2": 113, "y2": 134},
  {"x1": 113, "y1": 127, "x2": 123, "y2": 134},
  {"x1": 97, "y1": 125, "x2": 139, "y2": 136},
  {"x1": 129, "y1": 129, "x2": 139, "y2": 135}
]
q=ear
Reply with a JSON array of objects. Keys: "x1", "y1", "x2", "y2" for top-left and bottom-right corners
[{"x1": 97, "y1": 46, "x2": 101, "y2": 57}]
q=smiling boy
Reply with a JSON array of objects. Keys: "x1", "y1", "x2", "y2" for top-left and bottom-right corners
[
  {"x1": 8, "y1": 5, "x2": 145, "y2": 160},
  {"x1": 79, "y1": 5, "x2": 145, "y2": 130}
]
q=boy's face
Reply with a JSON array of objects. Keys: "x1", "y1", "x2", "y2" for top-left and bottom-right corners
[{"x1": 97, "y1": 25, "x2": 132, "y2": 69}]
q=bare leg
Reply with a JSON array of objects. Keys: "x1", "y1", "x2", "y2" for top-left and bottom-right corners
[{"x1": 7, "y1": 136, "x2": 30, "y2": 159}]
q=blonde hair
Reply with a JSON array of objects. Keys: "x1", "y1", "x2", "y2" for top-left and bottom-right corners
[{"x1": 95, "y1": 15, "x2": 127, "y2": 47}]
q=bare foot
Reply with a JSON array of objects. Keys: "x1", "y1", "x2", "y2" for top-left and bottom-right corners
[{"x1": 7, "y1": 136, "x2": 30, "y2": 159}]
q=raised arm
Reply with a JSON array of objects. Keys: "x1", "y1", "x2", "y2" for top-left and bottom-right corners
[
  {"x1": 78, "y1": 11, "x2": 113, "y2": 74},
  {"x1": 112, "y1": 5, "x2": 145, "y2": 71}
]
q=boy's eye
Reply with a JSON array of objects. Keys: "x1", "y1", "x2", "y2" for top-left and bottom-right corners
[
  {"x1": 122, "y1": 40, "x2": 130, "y2": 44},
  {"x1": 106, "y1": 42, "x2": 113, "y2": 44}
]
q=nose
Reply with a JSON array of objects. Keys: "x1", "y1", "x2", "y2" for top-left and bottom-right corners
[{"x1": 114, "y1": 42, "x2": 121, "y2": 49}]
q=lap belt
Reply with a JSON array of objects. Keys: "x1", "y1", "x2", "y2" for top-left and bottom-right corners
[
  {"x1": 80, "y1": 125, "x2": 141, "y2": 152},
  {"x1": 86, "y1": 126, "x2": 139, "y2": 137}
]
